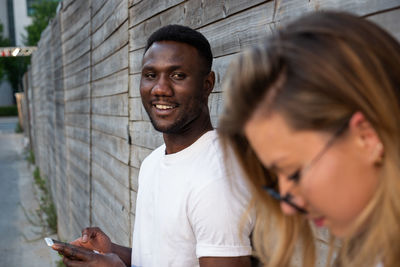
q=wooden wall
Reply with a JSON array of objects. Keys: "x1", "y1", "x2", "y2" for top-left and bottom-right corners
[{"x1": 26, "y1": 0, "x2": 400, "y2": 249}]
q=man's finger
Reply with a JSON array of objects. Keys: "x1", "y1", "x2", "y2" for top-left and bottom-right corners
[
  {"x1": 53, "y1": 243, "x2": 92, "y2": 261},
  {"x1": 63, "y1": 256, "x2": 84, "y2": 267},
  {"x1": 70, "y1": 237, "x2": 82, "y2": 246}
]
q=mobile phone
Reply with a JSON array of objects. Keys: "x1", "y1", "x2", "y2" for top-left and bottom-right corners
[{"x1": 44, "y1": 237, "x2": 99, "y2": 254}]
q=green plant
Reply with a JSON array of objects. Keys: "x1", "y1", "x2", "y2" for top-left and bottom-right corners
[
  {"x1": 15, "y1": 122, "x2": 23, "y2": 133},
  {"x1": 0, "y1": 106, "x2": 18, "y2": 116},
  {"x1": 33, "y1": 167, "x2": 57, "y2": 233},
  {"x1": 27, "y1": 150, "x2": 35, "y2": 165},
  {"x1": 56, "y1": 256, "x2": 66, "y2": 267}
]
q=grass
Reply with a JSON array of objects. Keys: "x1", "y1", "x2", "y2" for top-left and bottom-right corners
[
  {"x1": 15, "y1": 122, "x2": 23, "y2": 133},
  {"x1": 56, "y1": 257, "x2": 66, "y2": 267},
  {"x1": 0, "y1": 105, "x2": 18, "y2": 116},
  {"x1": 33, "y1": 167, "x2": 57, "y2": 234},
  {"x1": 27, "y1": 150, "x2": 35, "y2": 165}
]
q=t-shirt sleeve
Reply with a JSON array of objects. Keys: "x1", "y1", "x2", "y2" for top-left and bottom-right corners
[{"x1": 188, "y1": 178, "x2": 254, "y2": 258}]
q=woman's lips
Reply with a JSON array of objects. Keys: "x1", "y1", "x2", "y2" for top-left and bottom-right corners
[{"x1": 312, "y1": 217, "x2": 325, "y2": 227}]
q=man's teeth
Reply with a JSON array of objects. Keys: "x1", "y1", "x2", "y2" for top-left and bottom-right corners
[{"x1": 155, "y1": 104, "x2": 174, "y2": 110}]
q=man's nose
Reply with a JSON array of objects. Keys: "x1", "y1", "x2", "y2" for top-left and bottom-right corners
[{"x1": 151, "y1": 74, "x2": 173, "y2": 96}]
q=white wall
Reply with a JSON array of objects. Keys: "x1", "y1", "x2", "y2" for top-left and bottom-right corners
[
  {"x1": 0, "y1": 80, "x2": 14, "y2": 106},
  {"x1": 0, "y1": 0, "x2": 10, "y2": 38},
  {"x1": 13, "y1": 0, "x2": 31, "y2": 45}
]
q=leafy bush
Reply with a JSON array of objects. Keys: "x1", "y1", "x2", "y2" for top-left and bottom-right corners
[{"x1": 0, "y1": 106, "x2": 18, "y2": 116}]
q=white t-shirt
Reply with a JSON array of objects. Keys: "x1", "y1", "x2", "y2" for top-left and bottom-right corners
[{"x1": 131, "y1": 130, "x2": 253, "y2": 267}]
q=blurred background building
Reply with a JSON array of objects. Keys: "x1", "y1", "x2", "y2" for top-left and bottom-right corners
[{"x1": 0, "y1": 0, "x2": 32, "y2": 106}]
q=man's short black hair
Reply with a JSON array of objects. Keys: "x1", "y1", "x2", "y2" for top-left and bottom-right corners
[{"x1": 145, "y1": 24, "x2": 213, "y2": 73}]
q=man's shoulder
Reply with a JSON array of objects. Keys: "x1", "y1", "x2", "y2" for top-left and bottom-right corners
[{"x1": 141, "y1": 144, "x2": 165, "y2": 166}]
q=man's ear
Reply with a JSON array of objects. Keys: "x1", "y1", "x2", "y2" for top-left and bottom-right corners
[
  {"x1": 349, "y1": 112, "x2": 384, "y2": 164},
  {"x1": 204, "y1": 71, "x2": 215, "y2": 97}
]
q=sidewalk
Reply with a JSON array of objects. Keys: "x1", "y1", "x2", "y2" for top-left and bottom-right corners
[{"x1": 0, "y1": 117, "x2": 60, "y2": 267}]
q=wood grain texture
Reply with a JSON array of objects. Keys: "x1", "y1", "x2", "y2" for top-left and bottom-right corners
[
  {"x1": 92, "y1": 46, "x2": 129, "y2": 81},
  {"x1": 92, "y1": 129, "x2": 130, "y2": 164},
  {"x1": 92, "y1": 21, "x2": 129, "y2": 65},
  {"x1": 92, "y1": 0, "x2": 128, "y2": 50},
  {"x1": 274, "y1": 0, "x2": 400, "y2": 23},
  {"x1": 92, "y1": 69, "x2": 129, "y2": 97},
  {"x1": 92, "y1": 114, "x2": 129, "y2": 139},
  {"x1": 92, "y1": 0, "x2": 124, "y2": 33},
  {"x1": 367, "y1": 8, "x2": 400, "y2": 41},
  {"x1": 92, "y1": 93, "x2": 129, "y2": 117},
  {"x1": 129, "y1": 0, "x2": 184, "y2": 28},
  {"x1": 91, "y1": 146, "x2": 130, "y2": 188}
]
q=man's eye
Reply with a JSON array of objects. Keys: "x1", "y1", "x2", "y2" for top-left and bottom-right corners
[
  {"x1": 288, "y1": 170, "x2": 301, "y2": 183},
  {"x1": 171, "y1": 73, "x2": 186, "y2": 79},
  {"x1": 144, "y1": 73, "x2": 156, "y2": 79}
]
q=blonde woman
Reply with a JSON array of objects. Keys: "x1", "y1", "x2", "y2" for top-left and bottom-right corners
[{"x1": 218, "y1": 11, "x2": 400, "y2": 267}]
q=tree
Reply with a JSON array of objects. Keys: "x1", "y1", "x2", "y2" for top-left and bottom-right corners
[
  {"x1": 24, "y1": 0, "x2": 59, "y2": 46},
  {"x1": 0, "y1": 23, "x2": 10, "y2": 81},
  {"x1": 0, "y1": 0, "x2": 59, "y2": 93}
]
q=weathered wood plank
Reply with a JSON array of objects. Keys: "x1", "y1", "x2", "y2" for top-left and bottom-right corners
[
  {"x1": 64, "y1": 67, "x2": 90, "y2": 90},
  {"x1": 67, "y1": 148, "x2": 90, "y2": 177},
  {"x1": 130, "y1": 167, "x2": 140, "y2": 192},
  {"x1": 63, "y1": 37, "x2": 91, "y2": 67},
  {"x1": 92, "y1": 0, "x2": 124, "y2": 33},
  {"x1": 63, "y1": 23, "x2": 90, "y2": 56},
  {"x1": 91, "y1": 210, "x2": 130, "y2": 246},
  {"x1": 61, "y1": 0, "x2": 90, "y2": 42},
  {"x1": 92, "y1": 45, "x2": 129, "y2": 81},
  {"x1": 208, "y1": 92, "x2": 223, "y2": 119},
  {"x1": 129, "y1": 97, "x2": 147, "y2": 121},
  {"x1": 129, "y1": 48, "x2": 145, "y2": 74},
  {"x1": 92, "y1": 0, "x2": 128, "y2": 50},
  {"x1": 65, "y1": 113, "x2": 90, "y2": 129},
  {"x1": 128, "y1": 4, "x2": 185, "y2": 51},
  {"x1": 63, "y1": 52, "x2": 90, "y2": 80},
  {"x1": 67, "y1": 138, "x2": 90, "y2": 161},
  {"x1": 184, "y1": 0, "x2": 267, "y2": 29},
  {"x1": 212, "y1": 53, "x2": 237, "y2": 93},
  {"x1": 130, "y1": 145, "x2": 152, "y2": 169},
  {"x1": 65, "y1": 84, "x2": 90, "y2": 101},
  {"x1": 65, "y1": 98, "x2": 90, "y2": 114},
  {"x1": 92, "y1": 93, "x2": 129, "y2": 117},
  {"x1": 92, "y1": 69, "x2": 129, "y2": 98},
  {"x1": 92, "y1": 0, "x2": 108, "y2": 17},
  {"x1": 92, "y1": 129, "x2": 130, "y2": 164},
  {"x1": 92, "y1": 161, "x2": 130, "y2": 208},
  {"x1": 92, "y1": 21, "x2": 129, "y2": 65},
  {"x1": 129, "y1": 73, "x2": 141, "y2": 98},
  {"x1": 130, "y1": 121, "x2": 163, "y2": 149},
  {"x1": 367, "y1": 8, "x2": 400, "y2": 41},
  {"x1": 200, "y1": 1, "x2": 274, "y2": 58},
  {"x1": 274, "y1": 0, "x2": 400, "y2": 23},
  {"x1": 91, "y1": 114, "x2": 129, "y2": 139},
  {"x1": 92, "y1": 146, "x2": 130, "y2": 188},
  {"x1": 66, "y1": 125, "x2": 90, "y2": 144},
  {"x1": 129, "y1": 0, "x2": 184, "y2": 28}
]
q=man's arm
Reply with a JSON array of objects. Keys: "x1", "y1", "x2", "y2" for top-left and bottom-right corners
[
  {"x1": 199, "y1": 256, "x2": 251, "y2": 267},
  {"x1": 110, "y1": 242, "x2": 132, "y2": 267}
]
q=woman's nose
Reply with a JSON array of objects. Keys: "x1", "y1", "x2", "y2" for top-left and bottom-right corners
[{"x1": 279, "y1": 177, "x2": 306, "y2": 215}]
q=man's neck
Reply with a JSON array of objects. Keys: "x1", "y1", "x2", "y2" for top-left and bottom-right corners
[{"x1": 163, "y1": 115, "x2": 213, "y2": 154}]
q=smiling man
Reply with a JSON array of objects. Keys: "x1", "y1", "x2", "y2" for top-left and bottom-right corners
[{"x1": 53, "y1": 25, "x2": 253, "y2": 267}]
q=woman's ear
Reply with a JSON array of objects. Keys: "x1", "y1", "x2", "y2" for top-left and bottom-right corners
[{"x1": 349, "y1": 112, "x2": 384, "y2": 164}]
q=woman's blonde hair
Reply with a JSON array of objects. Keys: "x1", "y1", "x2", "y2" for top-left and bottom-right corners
[{"x1": 218, "y1": 11, "x2": 400, "y2": 267}]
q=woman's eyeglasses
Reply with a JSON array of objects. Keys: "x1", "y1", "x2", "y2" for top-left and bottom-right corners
[{"x1": 263, "y1": 119, "x2": 350, "y2": 214}]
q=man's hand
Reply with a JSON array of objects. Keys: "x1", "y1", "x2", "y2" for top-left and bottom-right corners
[
  {"x1": 53, "y1": 242, "x2": 125, "y2": 267},
  {"x1": 70, "y1": 227, "x2": 112, "y2": 254},
  {"x1": 199, "y1": 256, "x2": 251, "y2": 267}
]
